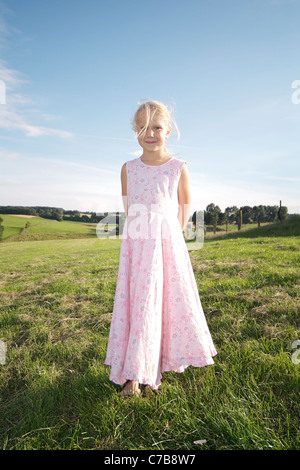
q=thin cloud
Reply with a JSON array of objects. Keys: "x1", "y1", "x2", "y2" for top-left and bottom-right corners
[
  {"x1": 0, "y1": 58, "x2": 28, "y2": 90},
  {"x1": 0, "y1": 148, "x2": 23, "y2": 160},
  {"x1": 266, "y1": 175, "x2": 300, "y2": 182},
  {"x1": 75, "y1": 132, "x2": 135, "y2": 142},
  {"x1": 0, "y1": 57, "x2": 73, "y2": 138},
  {"x1": 0, "y1": 149, "x2": 119, "y2": 176},
  {"x1": 0, "y1": 102, "x2": 73, "y2": 138}
]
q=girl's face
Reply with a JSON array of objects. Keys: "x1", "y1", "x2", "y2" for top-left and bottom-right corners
[{"x1": 136, "y1": 111, "x2": 171, "y2": 154}]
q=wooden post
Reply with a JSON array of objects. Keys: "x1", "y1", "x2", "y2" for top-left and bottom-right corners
[
  {"x1": 238, "y1": 210, "x2": 242, "y2": 230},
  {"x1": 278, "y1": 200, "x2": 282, "y2": 223}
]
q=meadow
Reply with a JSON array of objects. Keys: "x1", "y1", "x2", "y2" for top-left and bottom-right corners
[
  {"x1": 0, "y1": 214, "x2": 299, "y2": 450},
  {"x1": 0, "y1": 214, "x2": 95, "y2": 241}
]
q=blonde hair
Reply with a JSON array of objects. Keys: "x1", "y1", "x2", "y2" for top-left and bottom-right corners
[{"x1": 132, "y1": 99, "x2": 180, "y2": 141}]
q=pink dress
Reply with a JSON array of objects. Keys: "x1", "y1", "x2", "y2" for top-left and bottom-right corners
[{"x1": 105, "y1": 156, "x2": 217, "y2": 389}]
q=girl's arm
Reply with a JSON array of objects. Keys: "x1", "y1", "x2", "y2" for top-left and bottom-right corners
[
  {"x1": 177, "y1": 163, "x2": 191, "y2": 230},
  {"x1": 121, "y1": 163, "x2": 128, "y2": 216}
]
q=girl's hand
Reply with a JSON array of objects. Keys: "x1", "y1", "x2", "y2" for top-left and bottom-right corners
[
  {"x1": 121, "y1": 163, "x2": 128, "y2": 216},
  {"x1": 177, "y1": 163, "x2": 191, "y2": 230}
]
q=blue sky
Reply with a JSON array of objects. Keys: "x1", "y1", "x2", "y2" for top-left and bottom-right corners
[{"x1": 0, "y1": 0, "x2": 299, "y2": 214}]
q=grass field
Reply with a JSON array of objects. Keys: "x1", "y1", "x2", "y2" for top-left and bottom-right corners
[
  {"x1": 0, "y1": 215, "x2": 299, "y2": 450},
  {"x1": 0, "y1": 214, "x2": 96, "y2": 241}
]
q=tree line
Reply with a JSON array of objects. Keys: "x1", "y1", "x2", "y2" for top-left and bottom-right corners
[
  {"x1": 193, "y1": 203, "x2": 288, "y2": 228},
  {"x1": 0, "y1": 206, "x2": 107, "y2": 223},
  {"x1": 0, "y1": 203, "x2": 288, "y2": 227}
]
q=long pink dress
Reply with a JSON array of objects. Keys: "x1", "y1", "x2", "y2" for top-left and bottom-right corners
[{"x1": 105, "y1": 156, "x2": 217, "y2": 389}]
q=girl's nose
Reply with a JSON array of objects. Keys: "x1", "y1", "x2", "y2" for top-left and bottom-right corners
[{"x1": 145, "y1": 127, "x2": 154, "y2": 137}]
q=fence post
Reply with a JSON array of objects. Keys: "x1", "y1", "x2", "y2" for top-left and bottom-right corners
[
  {"x1": 278, "y1": 200, "x2": 282, "y2": 224},
  {"x1": 238, "y1": 210, "x2": 242, "y2": 230}
]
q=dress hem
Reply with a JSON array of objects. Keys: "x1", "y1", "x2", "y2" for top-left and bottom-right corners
[{"x1": 104, "y1": 353, "x2": 217, "y2": 390}]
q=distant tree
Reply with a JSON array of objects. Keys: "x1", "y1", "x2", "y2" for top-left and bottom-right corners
[
  {"x1": 205, "y1": 203, "x2": 221, "y2": 233},
  {"x1": 265, "y1": 205, "x2": 279, "y2": 222},
  {"x1": 28, "y1": 208, "x2": 37, "y2": 216},
  {"x1": 218, "y1": 211, "x2": 228, "y2": 225},
  {"x1": 239, "y1": 206, "x2": 254, "y2": 224},
  {"x1": 56, "y1": 208, "x2": 63, "y2": 221},
  {"x1": 253, "y1": 205, "x2": 266, "y2": 227},
  {"x1": 205, "y1": 203, "x2": 221, "y2": 226},
  {"x1": 224, "y1": 206, "x2": 239, "y2": 224},
  {"x1": 90, "y1": 212, "x2": 97, "y2": 223}
]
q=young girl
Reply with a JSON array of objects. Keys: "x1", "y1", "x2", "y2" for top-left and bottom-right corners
[{"x1": 105, "y1": 100, "x2": 217, "y2": 397}]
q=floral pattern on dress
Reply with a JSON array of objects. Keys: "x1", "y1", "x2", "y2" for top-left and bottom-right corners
[{"x1": 105, "y1": 157, "x2": 217, "y2": 389}]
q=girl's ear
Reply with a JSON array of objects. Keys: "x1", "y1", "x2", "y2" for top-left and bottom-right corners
[{"x1": 166, "y1": 125, "x2": 171, "y2": 139}]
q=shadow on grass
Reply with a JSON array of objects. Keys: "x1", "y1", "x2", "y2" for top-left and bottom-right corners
[{"x1": 0, "y1": 365, "x2": 117, "y2": 449}]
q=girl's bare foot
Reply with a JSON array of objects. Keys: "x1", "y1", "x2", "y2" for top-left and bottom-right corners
[{"x1": 118, "y1": 380, "x2": 141, "y2": 397}]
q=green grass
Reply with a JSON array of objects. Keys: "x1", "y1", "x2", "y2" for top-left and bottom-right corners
[
  {"x1": 0, "y1": 214, "x2": 43, "y2": 239},
  {"x1": 0, "y1": 214, "x2": 96, "y2": 242},
  {"x1": 0, "y1": 219, "x2": 299, "y2": 450}
]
